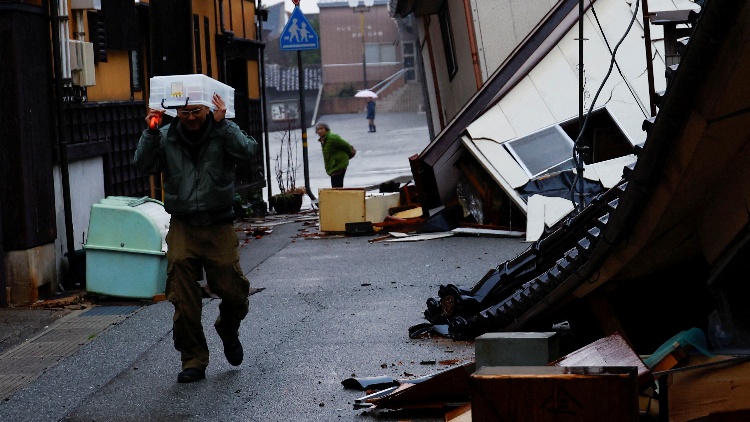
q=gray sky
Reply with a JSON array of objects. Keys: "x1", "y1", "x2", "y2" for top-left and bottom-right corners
[{"x1": 263, "y1": 0, "x2": 320, "y2": 15}]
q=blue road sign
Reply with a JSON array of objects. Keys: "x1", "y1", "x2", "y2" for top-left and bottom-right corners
[{"x1": 280, "y1": 7, "x2": 319, "y2": 51}]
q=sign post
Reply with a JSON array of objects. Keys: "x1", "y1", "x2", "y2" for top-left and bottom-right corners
[{"x1": 280, "y1": 3, "x2": 319, "y2": 200}]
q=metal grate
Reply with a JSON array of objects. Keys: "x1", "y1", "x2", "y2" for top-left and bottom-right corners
[{"x1": 79, "y1": 305, "x2": 141, "y2": 317}]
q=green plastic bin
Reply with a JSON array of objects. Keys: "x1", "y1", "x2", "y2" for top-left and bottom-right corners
[{"x1": 83, "y1": 196, "x2": 170, "y2": 299}]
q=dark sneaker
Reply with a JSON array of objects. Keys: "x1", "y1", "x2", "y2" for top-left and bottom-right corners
[
  {"x1": 177, "y1": 367, "x2": 206, "y2": 383},
  {"x1": 223, "y1": 337, "x2": 244, "y2": 366}
]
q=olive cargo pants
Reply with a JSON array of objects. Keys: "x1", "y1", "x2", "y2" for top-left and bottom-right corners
[{"x1": 165, "y1": 219, "x2": 250, "y2": 370}]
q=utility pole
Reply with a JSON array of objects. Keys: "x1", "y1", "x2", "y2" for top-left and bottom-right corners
[
  {"x1": 349, "y1": 0, "x2": 374, "y2": 90},
  {"x1": 280, "y1": 0, "x2": 320, "y2": 201},
  {"x1": 576, "y1": 0, "x2": 586, "y2": 212}
]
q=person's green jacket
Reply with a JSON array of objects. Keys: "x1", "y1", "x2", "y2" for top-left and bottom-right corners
[
  {"x1": 133, "y1": 117, "x2": 257, "y2": 216},
  {"x1": 320, "y1": 132, "x2": 353, "y2": 175}
]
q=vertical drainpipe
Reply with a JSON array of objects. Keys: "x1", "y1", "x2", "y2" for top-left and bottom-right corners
[
  {"x1": 50, "y1": 0, "x2": 78, "y2": 288},
  {"x1": 461, "y1": 0, "x2": 482, "y2": 90}
]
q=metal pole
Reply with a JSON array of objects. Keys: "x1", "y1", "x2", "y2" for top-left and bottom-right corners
[
  {"x1": 361, "y1": 11, "x2": 368, "y2": 89},
  {"x1": 641, "y1": 0, "x2": 657, "y2": 116},
  {"x1": 258, "y1": 0, "x2": 273, "y2": 199},
  {"x1": 298, "y1": 50, "x2": 315, "y2": 200},
  {"x1": 576, "y1": 0, "x2": 585, "y2": 212}
]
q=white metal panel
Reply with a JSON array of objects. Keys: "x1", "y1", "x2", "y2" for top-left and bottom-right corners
[
  {"x1": 526, "y1": 47, "x2": 580, "y2": 122},
  {"x1": 526, "y1": 194, "x2": 546, "y2": 242},
  {"x1": 472, "y1": 0, "x2": 556, "y2": 80},
  {"x1": 526, "y1": 194, "x2": 574, "y2": 242},
  {"x1": 473, "y1": 0, "x2": 516, "y2": 80},
  {"x1": 498, "y1": 77, "x2": 558, "y2": 138},
  {"x1": 583, "y1": 154, "x2": 636, "y2": 188},
  {"x1": 469, "y1": 0, "x2": 659, "y2": 148},
  {"x1": 465, "y1": 106, "x2": 516, "y2": 141},
  {"x1": 473, "y1": 138, "x2": 530, "y2": 189},
  {"x1": 649, "y1": 0, "x2": 700, "y2": 13}
]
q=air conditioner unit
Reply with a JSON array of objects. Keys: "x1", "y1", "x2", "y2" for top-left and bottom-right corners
[
  {"x1": 70, "y1": 0, "x2": 101, "y2": 10},
  {"x1": 69, "y1": 40, "x2": 96, "y2": 87}
]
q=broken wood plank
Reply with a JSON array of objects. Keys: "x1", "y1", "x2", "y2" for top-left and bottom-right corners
[
  {"x1": 550, "y1": 332, "x2": 652, "y2": 387},
  {"x1": 385, "y1": 232, "x2": 454, "y2": 242},
  {"x1": 667, "y1": 355, "x2": 750, "y2": 422},
  {"x1": 451, "y1": 227, "x2": 524, "y2": 238}
]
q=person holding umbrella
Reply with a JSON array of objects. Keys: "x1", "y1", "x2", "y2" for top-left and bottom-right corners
[
  {"x1": 355, "y1": 89, "x2": 377, "y2": 133},
  {"x1": 366, "y1": 98, "x2": 376, "y2": 132}
]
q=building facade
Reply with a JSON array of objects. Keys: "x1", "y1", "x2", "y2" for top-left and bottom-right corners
[
  {"x1": 0, "y1": 0, "x2": 266, "y2": 306},
  {"x1": 319, "y1": 0, "x2": 407, "y2": 98}
]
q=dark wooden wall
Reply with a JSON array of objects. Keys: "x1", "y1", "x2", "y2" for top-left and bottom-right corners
[{"x1": 0, "y1": 3, "x2": 57, "y2": 251}]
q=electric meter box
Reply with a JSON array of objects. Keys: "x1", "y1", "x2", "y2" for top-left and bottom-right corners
[
  {"x1": 148, "y1": 74, "x2": 235, "y2": 118},
  {"x1": 83, "y1": 196, "x2": 171, "y2": 299}
]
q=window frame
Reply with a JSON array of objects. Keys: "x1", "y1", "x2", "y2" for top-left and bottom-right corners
[{"x1": 438, "y1": 1, "x2": 458, "y2": 80}]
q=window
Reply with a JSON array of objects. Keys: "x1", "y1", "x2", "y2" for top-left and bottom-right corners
[
  {"x1": 100, "y1": 0, "x2": 137, "y2": 51},
  {"x1": 505, "y1": 125, "x2": 575, "y2": 178},
  {"x1": 403, "y1": 41, "x2": 416, "y2": 81},
  {"x1": 87, "y1": 11, "x2": 107, "y2": 63},
  {"x1": 365, "y1": 44, "x2": 397, "y2": 64},
  {"x1": 129, "y1": 49, "x2": 142, "y2": 92},
  {"x1": 438, "y1": 1, "x2": 457, "y2": 80}
]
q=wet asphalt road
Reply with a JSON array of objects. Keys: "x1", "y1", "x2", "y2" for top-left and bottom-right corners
[
  {"x1": 0, "y1": 221, "x2": 529, "y2": 422},
  {"x1": 0, "y1": 113, "x2": 532, "y2": 421}
]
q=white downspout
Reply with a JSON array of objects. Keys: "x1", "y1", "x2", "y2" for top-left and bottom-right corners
[{"x1": 58, "y1": 0, "x2": 72, "y2": 80}]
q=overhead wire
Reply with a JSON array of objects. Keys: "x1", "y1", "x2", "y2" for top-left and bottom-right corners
[
  {"x1": 591, "y1": 2, "x2": 650, "y2": 118},
  {"x1": 572, "y1": 0, "x2": 641, "y2": 208}
]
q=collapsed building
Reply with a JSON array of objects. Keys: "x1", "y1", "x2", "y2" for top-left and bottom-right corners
[{"x1": 409, "y1": 0, "x2": 750, "y2": 356}]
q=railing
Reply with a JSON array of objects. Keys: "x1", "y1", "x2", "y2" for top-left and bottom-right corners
[{"x1": 369, "y1": 68, "x2": 408, "y2": 95}]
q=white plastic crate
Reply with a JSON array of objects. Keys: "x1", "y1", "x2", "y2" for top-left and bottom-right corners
[{"x1": 148, "y1": 74, "x2": 235, "y2": 118}]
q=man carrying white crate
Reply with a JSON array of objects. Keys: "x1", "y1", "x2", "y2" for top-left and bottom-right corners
[{"x1": 134, "y1": 92, "x2": 258, "y2": 383}]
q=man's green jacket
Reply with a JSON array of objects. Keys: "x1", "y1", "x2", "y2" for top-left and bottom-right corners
[{"x1": 133, "y1": 118, "x2": 257, "y2": 216}]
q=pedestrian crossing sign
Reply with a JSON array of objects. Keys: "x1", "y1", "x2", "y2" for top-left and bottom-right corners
[{"x1": 280, "y1": 7, "x2": 319, "y2": 51}]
